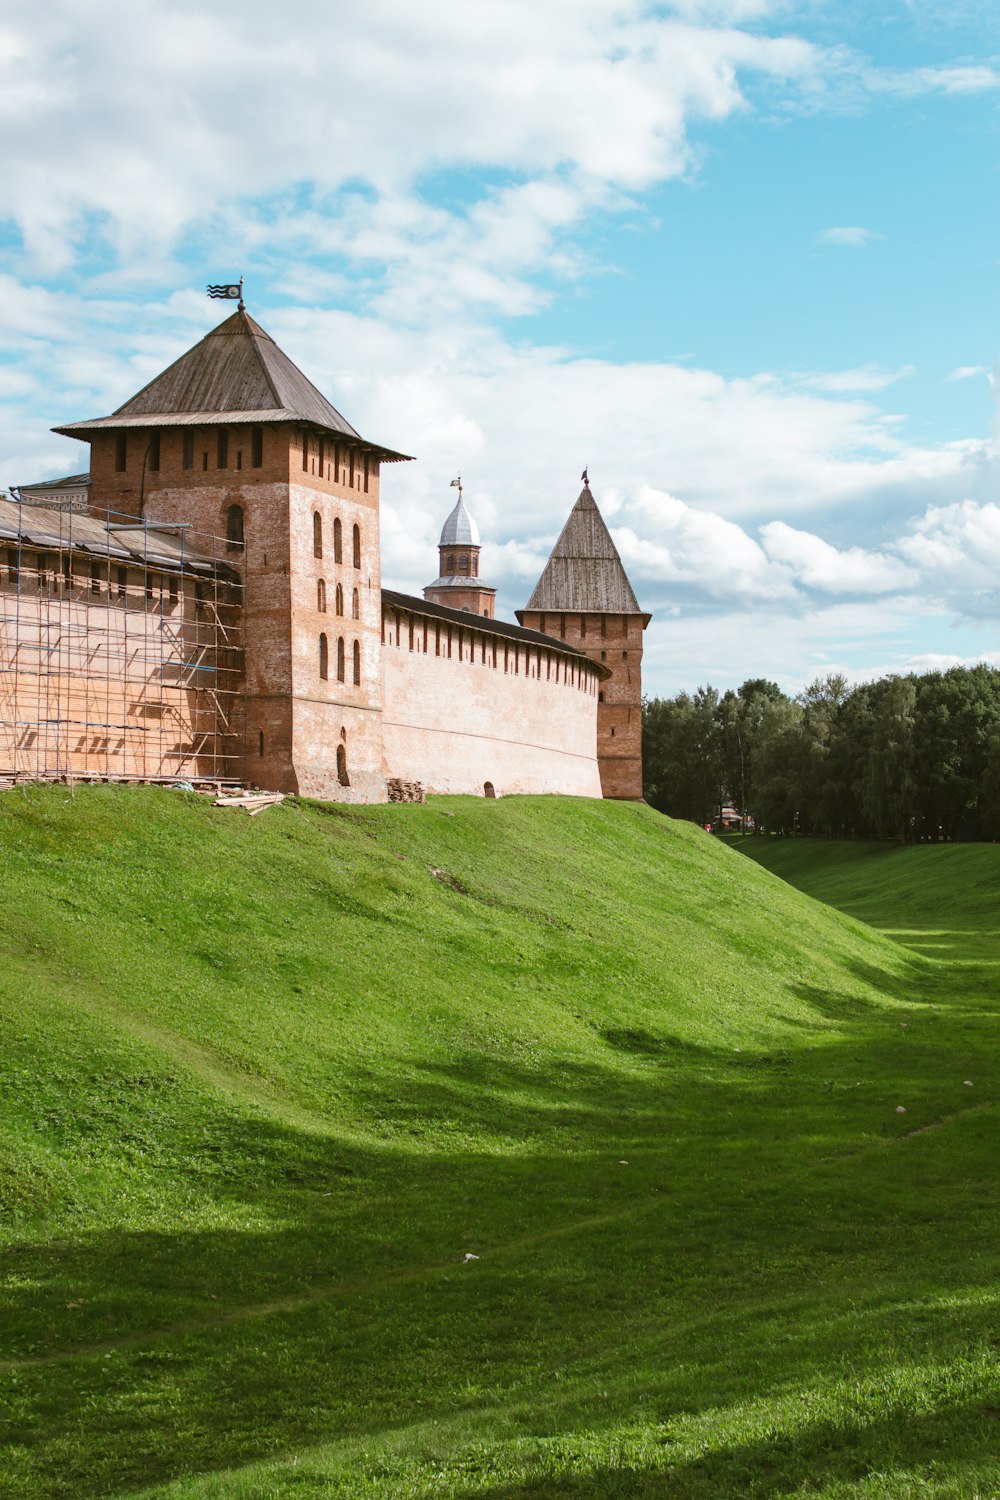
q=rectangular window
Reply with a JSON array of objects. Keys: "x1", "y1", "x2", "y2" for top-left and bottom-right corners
[
  {"x1": 149, "y1": 432, "x2": 160, "y2": 472},
  {"x1": 408, "y1": 618, "x2": 414, "y2": 651},
  {"x1": 116, "y1": 565, "x2": 128, "y2": 601},
  {"x1": 251, "y1": 427, "x2": 263, "y2": 467},
  {"x1": 115, "y1": 434, "x2": 127, "y2": 472},
  {"x1": 217, "y1": 429, "x2": 228, "y2": 469},
  {"x1": 333, "y1": 443, "x2": 340, "y2": 483},
  {"x1": 169, "y1": 576, "x2": 178, "y2": 604},
  {"x1": 435, "y1": 624, "x2": 440, "y2": 657},
  {"x1": 90, "y1": 562, "x2": 101, "y2": 594},
  {"x1": 447, "y1": 627, "x2": 452, "y2": 659},
  {"x1": 6, "y1": 548, "x2": 19, "y2": 584},
  {"x1": 349, "y1": 449, "x2": 355, "y2": 487},
  {"x1": 302, "y1": 432, "x2": 309, "y2": 471},
  {"x1": 183, "y1": 432, "x2": 195, "y2": 469},
  {"x1": 63, "y1": 557, "x2": 73, "y2": 590},
  {"x1": 318, "y1": 437, "x2": 325, "y2": 473},
  {"x1": 364, "y1": 454, "x2": 369, "y2": 493}
]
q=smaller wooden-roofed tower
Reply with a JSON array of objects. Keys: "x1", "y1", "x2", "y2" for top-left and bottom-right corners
[
  {"x1": 53, "y1": 307, "x2": 411, "y2": 801},
  {"x1": 517, "y1": 479, "x2": 650, "y2": 799}
]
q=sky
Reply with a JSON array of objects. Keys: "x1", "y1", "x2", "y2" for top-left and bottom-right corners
[{"x1": 1, "y1": 0, "x2": 998, "y2": 698}]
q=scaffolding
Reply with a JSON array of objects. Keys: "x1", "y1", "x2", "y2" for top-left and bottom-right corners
[{"x1": 0, "y1": 496, "x2": 246, "y2": 787}]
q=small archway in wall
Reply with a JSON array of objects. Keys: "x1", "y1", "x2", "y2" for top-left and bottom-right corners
[
  {"x1": 483, "y1": 781, "x2": 496, "y2": 799},
  {"x1": 337, "y1": 743, "x2": 350, "y2": 786}
]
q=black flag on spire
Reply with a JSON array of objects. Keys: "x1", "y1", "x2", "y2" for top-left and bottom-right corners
[
  {"x1": 581, "y1": 466, "x2": 589, "y2": 486},
  {"x1": 207, "y1": 277, "x2": 245, "y2": 309}
]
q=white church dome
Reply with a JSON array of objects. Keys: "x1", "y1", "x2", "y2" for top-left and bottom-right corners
[{"x1": 439, "y1": 495, "x2": 480, "y2": 547}]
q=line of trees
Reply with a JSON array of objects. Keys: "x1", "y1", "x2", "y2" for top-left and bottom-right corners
[{"x1": 642, "y1": 665, "x2": 1000, "y2": 841}]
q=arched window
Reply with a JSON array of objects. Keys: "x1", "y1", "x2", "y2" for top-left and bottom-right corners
[
  {"x1": 447, "y1": 554, "x2": 456, "y2": 572},
  {"x1": 333, "y1": 517, "x2": 343, "y2": 564},
  {"x1": 352, "y1": 639, "x2": 361, "y2": 685},
  {"x1": 226, "y1": 504, "x2": 244, "y2": 550},
  {"x1": 336, "y1": 636, "x2": 345, "y2": 682},
  {"x1": 352, "y1": 587, "x2": 360, "y2": 619},
  {"x1": 335, "y1": 582, "x2": 344, "y2": 616},
  {"x1": 459, "y1": 553, "x2": 468, "y2": 571},
  {"x1": 337, "y1": 744, "x2": 350, "y2": 786},
  {"x1": 319, "y1": 633, "x2": 329, "y2": 680},
  {"x1": 317, "y1": 579, "x2": 326, "y2": 612},
  {"x1": 352, "y1": 524, "x2": 361, "y2": 569},
  {"x1": 313, "y1": 511, "x2": 323, "y2": 559}
]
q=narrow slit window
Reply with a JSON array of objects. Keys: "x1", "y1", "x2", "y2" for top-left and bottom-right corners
[
  {"x1": 336, "y1": 636, "x2": 345, "y2": 682},
  {"x1": 335, "y1": 582, "x2": 344, "y2": 616},
  {"x1": 352, "y1": 524, "x2": 361, "y2": 569},
  {"x1": 353, "y1": 639, "x2": 361, "y2": 684},
  {"x1": 251, "y1": 427, "x2": 263, "y2": 467},
  {"x1": 352, "y1": 587, "x2": 359, "y2": 619},
  {"x1": 217, "y1": 429, "x2": 229, "y2": 469},
  {"x1": 313, "y1": 511, "x2": 323, "y2": 559},
  {"x1": 333, "y1": 517, "x2": 342, "y2": 564},
  {"x1": 115, "y1": 434, "x2": 127, "y2": 472},
  {"x1": 183, "y1": 432, "x2": 195, "y2": 470},
  {"x1": 319, "y1": 633, "x2": 329, "y2": 680},
  {"x1": 226, "y1": 504, "x2": 244, "y2": 550},
  {"x1": 317, "y1": 578, "x2": 327, "y2": 613}
]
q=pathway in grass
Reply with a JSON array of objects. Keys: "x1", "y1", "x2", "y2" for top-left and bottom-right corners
[{"x1": 0, "y1": 792, "x2": 997, "y2": 1498}]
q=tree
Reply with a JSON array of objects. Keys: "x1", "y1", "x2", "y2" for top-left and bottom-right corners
[{"x1": 642, "y1": 688, "x2": 722, "y2": 823}]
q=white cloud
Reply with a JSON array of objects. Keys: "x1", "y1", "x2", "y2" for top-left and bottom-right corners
[
  {"x1": 804, "y1": 364, "x2": 913, "y2": 393},
  {"x1": 947, "y1": 365, "x2": 989, "y2": 382},
  {"x1": 759, "y1": 520, "x2": 918, "y2": 594},
  {"x1": 816, "y1": 226, "x2": 882, "y2": 247},
  {"x1": 0, "y1": 0, "x2": 823, "y2": 274}
]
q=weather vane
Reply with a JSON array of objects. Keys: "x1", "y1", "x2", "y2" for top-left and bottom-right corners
[
  {"x1": 207, "y1": 276, "x2": 245, "y2": 311},
  {"x1": 450, "y1": 474, "x2": 463, "y2": 501},
  {"x1": 581, "y1": 466, "x2": 589, "y2": 487}
]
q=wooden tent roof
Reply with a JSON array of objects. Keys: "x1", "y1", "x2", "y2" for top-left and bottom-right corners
[
  {"x1": 518, "y1": 485, "x2": 649, "y2": 621},
  {"x1": 53, "y1": 310, "x2": 411, "y2": 461}
]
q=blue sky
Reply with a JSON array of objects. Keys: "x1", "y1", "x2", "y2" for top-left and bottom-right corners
[{"x1": 1, "y1": 0, "x2": 998, "y2": 696}]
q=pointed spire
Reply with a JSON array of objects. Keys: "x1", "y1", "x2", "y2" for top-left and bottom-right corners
[
  {"x1": 52, "y1": 308, "x2": 412, "y2": 460},
  {"x1": 522, "y1": 483, "x2": 644, "y2": 615}
]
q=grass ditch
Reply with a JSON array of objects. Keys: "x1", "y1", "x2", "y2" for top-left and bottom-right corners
[{"x1": 0, "y1": 790, "x2": 996, "y2": 1498}]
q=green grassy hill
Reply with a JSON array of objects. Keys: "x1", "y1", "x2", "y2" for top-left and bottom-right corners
[
  {"x1": 726, "y1": 835, "x2": 1000, "y2": 962},
  {"x1": 0, "y1": 789, "x2": 996, "y2": 1499}
]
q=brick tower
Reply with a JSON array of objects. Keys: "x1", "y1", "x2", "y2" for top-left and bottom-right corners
[
  {"x1": 423, "y1": 485, "x2": 496, "y2": 617},
  {"x1": 54, "y1": 308, "x2": 411, "y2": 800},
  {"x1": 517, "y1": 478, "x2": 650, "y2": 799}
]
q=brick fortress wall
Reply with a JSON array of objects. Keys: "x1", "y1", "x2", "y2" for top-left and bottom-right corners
[{"x1": 381, "y1": 598, "x2": 604, "y2": 798}]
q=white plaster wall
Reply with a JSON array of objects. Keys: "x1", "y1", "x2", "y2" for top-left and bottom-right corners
[{"x1": 381, "y1": 620, "x2": 603, "y2": 798}]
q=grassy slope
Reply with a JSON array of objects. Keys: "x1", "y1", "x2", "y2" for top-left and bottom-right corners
[
  {"x1": 726, "y1": 836, "x2": 1000, "y2": 961},
  {"x1": 0, "y1": 790, "x2": 996, "y2": 1499}
]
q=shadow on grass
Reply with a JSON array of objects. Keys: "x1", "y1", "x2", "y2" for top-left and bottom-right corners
[{"x1": 2, "y1": 970, "x2": 998, "y2": 1500}]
